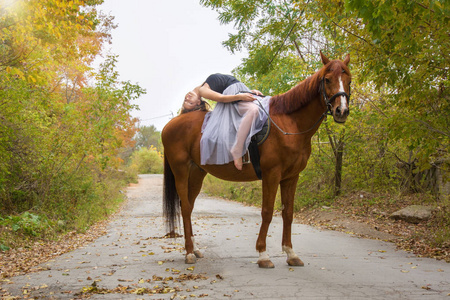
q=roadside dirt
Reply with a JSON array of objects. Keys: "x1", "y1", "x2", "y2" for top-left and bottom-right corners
[{"x1": 292, "y1": 192, "x2": 450, "y2": 263}]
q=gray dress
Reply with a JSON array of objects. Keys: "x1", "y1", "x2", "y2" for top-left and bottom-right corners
[{"x1": 200, "y1": 82, "x2": 271, "y2": 165}]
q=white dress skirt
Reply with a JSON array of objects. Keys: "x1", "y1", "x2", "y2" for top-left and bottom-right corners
[{"x1": 200, "y1": 82, "x2": 271, "y2": 165}]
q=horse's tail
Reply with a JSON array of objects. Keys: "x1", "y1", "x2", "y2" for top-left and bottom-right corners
[{"x1": 163, "y1": 155, "x2": 180, "y2": 237}]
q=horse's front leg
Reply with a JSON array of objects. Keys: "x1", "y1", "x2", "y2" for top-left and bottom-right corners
[
  {"x1": 256, "y1": 175, "x2": 279, "y2": 268},
  {"x1": 280, "y1": 176, "x2": 304, "y2": 266}
]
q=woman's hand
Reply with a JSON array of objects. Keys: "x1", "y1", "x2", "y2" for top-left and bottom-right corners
[
  {"x1": 251, "y1": 90, "x2": 263, "y2": 96},
  {"x1": 236, "y1": 93, "x2": 257, "y2": 102}
]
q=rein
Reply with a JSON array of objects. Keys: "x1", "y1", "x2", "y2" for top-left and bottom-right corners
[{"x1": 242, "y1": 78, "x2": 350, "y2": 136}]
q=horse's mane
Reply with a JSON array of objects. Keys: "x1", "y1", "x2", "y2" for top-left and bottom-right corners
[{"x1": 270, "y1": 67, "x2": 324, "y2": 115}]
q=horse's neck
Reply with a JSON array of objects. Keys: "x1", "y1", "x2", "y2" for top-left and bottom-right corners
[
  {"x1": 271, "y1": 79, "x2": 326, "y2": 135},
  {"x1": 290, "y1": 95, "x2": 326, "y2": 134}
]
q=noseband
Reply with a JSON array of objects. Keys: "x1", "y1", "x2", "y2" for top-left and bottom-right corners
[{"x1": 320, "y1": 76, "x2": 351, "y2": 116}]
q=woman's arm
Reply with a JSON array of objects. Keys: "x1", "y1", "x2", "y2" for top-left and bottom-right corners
[{"x1": 199, "y1": 83, "x2": 255, "y2": 103}]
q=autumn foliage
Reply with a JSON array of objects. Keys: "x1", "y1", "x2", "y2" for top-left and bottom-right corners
[{"x1": 0, "y1": 0, "x2": 145, "y2": 249}]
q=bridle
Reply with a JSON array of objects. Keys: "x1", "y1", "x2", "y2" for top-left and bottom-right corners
[
  {"x1": 320, "y1": 76, "x2": 351, "y2": 117},
  {"x1": 250, "y1": 77, "x2": 351, "y2": 135}
]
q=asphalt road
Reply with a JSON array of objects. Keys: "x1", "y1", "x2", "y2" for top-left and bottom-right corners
[{"x1": 2, "y1": 174, "x2": 449, "y2": 299}]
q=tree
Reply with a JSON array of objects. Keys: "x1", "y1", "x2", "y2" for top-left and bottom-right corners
[
  {"x1": 134, "y1": 125, "x2": 162, "y2": 151},
  {"x1": 201, "y1": 0, "x2": 449, "y2": 195},
  {"x1": 0, "y1": 0, "x2": 145, "y2": 224},
  {"x1": 317, "y1": 0, "x2": 449, "y2": 191}
]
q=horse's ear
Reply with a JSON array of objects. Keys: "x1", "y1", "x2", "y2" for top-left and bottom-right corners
[
  {"x1": 343, "y1": 54, "x2": 350, "y2": 66},
  {"x1": 320, "y1": 51, "x2": 330, "y2": 65}
]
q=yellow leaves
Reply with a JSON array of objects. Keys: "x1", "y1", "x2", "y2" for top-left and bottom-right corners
[
  {"x1": 5, "y1": 67, "x2": 25, "y2": 80},
  {"x1": 28, "y1": 75, "x2": 37, "y2": 83}
]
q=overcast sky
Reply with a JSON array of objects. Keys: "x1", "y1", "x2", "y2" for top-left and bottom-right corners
[{"x1": 98, "y1": 0, "x2": 246, "y2": 131}]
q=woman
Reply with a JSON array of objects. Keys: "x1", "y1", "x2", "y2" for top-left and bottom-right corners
[
  {"x1": 184, "y1": 73, "x2": 268, "y2": 171},
  {"x1": 180, "y1": 92, "x2": 209, "y2": 114}
]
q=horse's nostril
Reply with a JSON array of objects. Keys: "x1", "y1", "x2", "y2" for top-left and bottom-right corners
[{"x1": 336, "y1": 106, "x2": 342, "y2": 115}]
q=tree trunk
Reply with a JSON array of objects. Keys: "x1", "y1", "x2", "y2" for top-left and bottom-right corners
[
  {"x1": 325, "y1": 125, "x2": 345, "y2": 197},
  {"x1": 334, "y1": 140, "x2": 344, "y2": 196}
]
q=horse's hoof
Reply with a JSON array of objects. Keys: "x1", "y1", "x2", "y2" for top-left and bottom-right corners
[
  {"x1": 287, "y1": 257, "x2": 304, "y2": 267},
  {"x1": 185, "y1": 253, "x2": 196, "y2": 264},
  {"x1": 193, "y1": 250, "x2": 203, "y2": 258},
  {"x1": 257, "y1": 259, "x2": 275, "y2": 268}
]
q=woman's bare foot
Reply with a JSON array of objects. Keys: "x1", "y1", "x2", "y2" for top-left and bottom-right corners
[
  {"x1": 234, "y1": 157, "x2": 243, "y2": 171},
  {"x1": 231, "y1": 146, "x2": 243, "y2": 171}
]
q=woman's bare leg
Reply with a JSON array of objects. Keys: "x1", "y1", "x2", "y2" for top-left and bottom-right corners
[{"x1": 231, "y1": 102, "x2": 259, "y2": 170}]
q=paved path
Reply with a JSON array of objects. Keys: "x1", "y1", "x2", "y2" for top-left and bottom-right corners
[{"x1": 1, "y1": 174, "x2": 449, "y2": 299}]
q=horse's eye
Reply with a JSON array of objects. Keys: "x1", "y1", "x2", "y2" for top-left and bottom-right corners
[{"x1": 325, "y1": 78, "x2": 331, "y2": 84}]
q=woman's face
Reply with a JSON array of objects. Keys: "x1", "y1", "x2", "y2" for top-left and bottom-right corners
[{"x1": 184, "y1": 91, "x2": 201, "y2": 110}]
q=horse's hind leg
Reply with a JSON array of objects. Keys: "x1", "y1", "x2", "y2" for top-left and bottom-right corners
[
  {"x1": 280, "y1": 176, "x2": 304, "y2": 266},
  {"x1": 171, "y1": 162, "x2": 196, "y2": 264},
  {"x1": 188, "y1": 164, "x2": 207, "y2": 259},
  {"x1": 174, "y1": 162, "x2": 207, "y2": 264}
]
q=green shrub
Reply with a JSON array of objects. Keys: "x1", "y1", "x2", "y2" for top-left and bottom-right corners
[
  {"x1": 0, "y1": 212, "x2": 51, "y2": 237},
  {"x1": 128, "y1": 146, "x2": 163, "y2": 174}
]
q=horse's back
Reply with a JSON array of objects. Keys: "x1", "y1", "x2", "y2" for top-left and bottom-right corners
[
  {"x1": 162, "y1": 111, "x2": 205, "y2": 142},
  {"x1": 162, "y1": 111, "x2": 207, "y2": 163}
]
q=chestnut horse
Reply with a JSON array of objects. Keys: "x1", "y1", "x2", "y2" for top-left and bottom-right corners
[{"x1": 162, "y1": 52, "x2": 351, "y2": 268}]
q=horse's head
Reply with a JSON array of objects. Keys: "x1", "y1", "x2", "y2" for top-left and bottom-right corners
[{"x1": 319, "y1": 51, "x2": 351, "y2": 124}]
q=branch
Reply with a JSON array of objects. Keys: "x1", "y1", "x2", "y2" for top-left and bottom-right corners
[
  {"x1": 412, "y1": 119, "x2": 450, "y2": 138},
  {"x1": 324, "y1": 123, "x2": 337, "y2": 154},
  {"x1": 413, "y1": 1, "x2": 435, "y2": 13}
]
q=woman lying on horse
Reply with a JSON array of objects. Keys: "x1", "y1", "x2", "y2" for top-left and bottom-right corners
[{"x1": 181, "y1": 74, "x2": 265, "y2": 170}]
